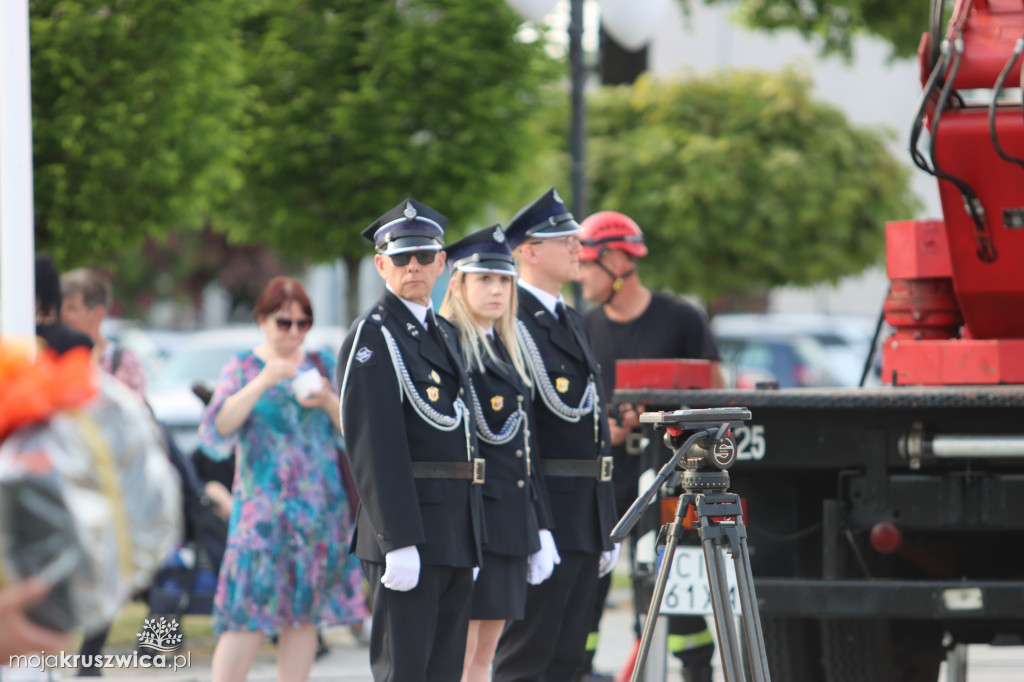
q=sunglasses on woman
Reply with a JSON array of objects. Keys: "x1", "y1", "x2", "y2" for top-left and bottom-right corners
[
  {"x1": 389, "y1": 251, "x2": 437, "y2": 267},
  {"x1": 275, "y1": 317, "x2": 312, "y2": 332}
]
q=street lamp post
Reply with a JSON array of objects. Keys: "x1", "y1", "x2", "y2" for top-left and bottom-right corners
[{"x1": 568, "y1": 0, "x2": 588, "y2": 222}]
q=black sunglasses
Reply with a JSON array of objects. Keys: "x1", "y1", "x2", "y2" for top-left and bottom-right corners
[
  {"x1": 275, "y1": 317, "x2": 312, "y2": 332},
  {"x1": 390, "y1": 251, "x2": 437, "y2": 267}
]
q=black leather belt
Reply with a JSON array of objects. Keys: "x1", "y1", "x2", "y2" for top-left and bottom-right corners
[
  {"x1": 541, "y1": 456, "x2": 613, "y2": 482},
  {"x1": 412, "y1": 458, "x2": 486, "y2": 484}
]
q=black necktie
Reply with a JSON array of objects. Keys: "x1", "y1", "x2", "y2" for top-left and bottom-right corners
[
  {"x1": 554, "y1": 302, "x2": 570, "y2": 330},
  {"x1": 426, "y1": 310, "x2": 445, "y2": 348}
]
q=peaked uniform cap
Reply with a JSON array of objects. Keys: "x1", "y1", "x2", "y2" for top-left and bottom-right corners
[
  {"x1": 362, "y1": 198, "x2": 448, "y2": 255},
  {"x1": 443, "y1": 225, "x2": 517, "y2": 276},
  {"x1": 503, "y1": 188, "x2": 580, "y2": 250}
]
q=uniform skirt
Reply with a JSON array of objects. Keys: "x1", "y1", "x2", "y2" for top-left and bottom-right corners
[{"x1": 470, "y1": 550, "x2": 528, "y2": 621}]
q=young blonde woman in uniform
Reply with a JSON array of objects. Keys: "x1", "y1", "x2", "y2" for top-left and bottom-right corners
[{"x1": 440, "y1": 226, "x2": 559, "y2": 682}]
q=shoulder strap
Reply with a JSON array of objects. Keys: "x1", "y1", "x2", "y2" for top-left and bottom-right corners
[{"x1": 309, "y1": 350, "x2": 328, "y2": 378}]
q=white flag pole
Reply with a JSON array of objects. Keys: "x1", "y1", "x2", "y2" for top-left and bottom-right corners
[{"x1": 0, "y1": 0, "x2": 37, "y2": 340}]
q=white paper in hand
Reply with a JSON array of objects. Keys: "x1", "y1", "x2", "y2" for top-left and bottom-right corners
[{"x1": 292, "y1": 368, "x2": 322, "y2": 398}]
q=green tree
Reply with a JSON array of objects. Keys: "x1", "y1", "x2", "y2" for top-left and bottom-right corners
[
  {"x1": 30, "y1": 0, "x2": 249, "y2": 266},
  {"x1": 584, "y1": 69, "x2": 919, "y2": 302},
  {"x1": 699, "y1": 0, "x2": 931, "y2": 58},
  {"x1": 234, "y1": 0, "x2": 558, "y2": 319}
]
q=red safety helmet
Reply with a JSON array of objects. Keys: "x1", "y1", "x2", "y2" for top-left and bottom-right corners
[{"x1": 579, "y1": 211, "x2": 648, "y2": 261}]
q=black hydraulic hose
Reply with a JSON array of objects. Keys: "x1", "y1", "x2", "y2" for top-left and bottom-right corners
[
  {"x1": 989, "y1": 37, "x2": 1024, "y2": 172},
  {"x1": 910, "y1": 43, "x2": 951, "y2": 176},
  {"x1": 929, "y1": 0, "x2": 945, "y2": 74},
  {"x1": 930, "y1": 36, "x2": 998, "y2": 262},
  {"x1": 859, "y1": 303, "x2": 887, "y2": 388}
]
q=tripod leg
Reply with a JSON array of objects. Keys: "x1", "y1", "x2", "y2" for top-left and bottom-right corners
[
  {"x1": 702, "y1": 533, "x2": 743, "y2": 682},
  {"x1": 631, "y1": 526, "x2": 682, "y2": 682},
  {"x1": 730, "y1": 528, "x2": 772, "y2": 682}
]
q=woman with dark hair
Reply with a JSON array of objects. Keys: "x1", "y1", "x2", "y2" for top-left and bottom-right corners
[
  {"x1": 198, "y1": 276, "x2": 365, "y2": 682},
  {"x1": 439, "y1": 227, "x2": 557, "y2": 682}
]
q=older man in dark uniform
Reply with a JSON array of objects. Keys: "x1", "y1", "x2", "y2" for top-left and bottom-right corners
[
  {"x1": 338, "y1": 198, "x2": 485, "y2": 682},
  {"x1": 492, "y1": 189, "x2": 619, "y2": 682}
]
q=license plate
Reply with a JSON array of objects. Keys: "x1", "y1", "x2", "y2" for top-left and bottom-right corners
[{"x1": 658, "y1": 546, "x2": 742, "y2": 615}]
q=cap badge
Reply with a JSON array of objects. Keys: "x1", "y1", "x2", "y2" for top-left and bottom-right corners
[
  {"x1": 403, "y1": 201, "x2": 417, "y2": 220},
  {"x1": 493, "y1": 228, "x2": 505, "y2": 243},
  {"x1": 429, "y1": 370, "x2": 441, "y2": 384},
  {"x1": 555, "y1": 377, "x2": 570, "y2": 393},
  {"x1": 426, "y1": 386, "x2": 440, "y2": 402},
  {"x1": 490, "y1": 395, "x2": 504, "y2": 411}
]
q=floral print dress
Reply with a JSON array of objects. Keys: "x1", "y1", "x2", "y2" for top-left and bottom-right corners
[{"x1": 198, "y1": 348, "x2": 365, "y2": 635}]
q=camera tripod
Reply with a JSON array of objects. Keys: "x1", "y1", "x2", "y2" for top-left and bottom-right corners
[{"x1": 610, "y1": 407, "x2": 771, "y2": 682}]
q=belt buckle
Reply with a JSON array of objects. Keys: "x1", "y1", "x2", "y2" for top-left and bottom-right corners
[
  {"x1": 599, "y1": 456, "x2": 614, "y2": 482},
  {"x1": 472, "y1": 458, "x2": 486, "y2": 485},
  {"x1": 625, "y1": 432, "x2": 647, "y2": 455}
]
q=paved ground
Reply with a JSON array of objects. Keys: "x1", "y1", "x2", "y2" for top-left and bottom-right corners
[{"x1": 8, "y1": 586, "x2": 1022, "y2": 681}]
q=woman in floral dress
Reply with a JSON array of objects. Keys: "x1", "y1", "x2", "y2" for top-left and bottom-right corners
[{"x1": 198, "y1": 277, "x2": 365, "y2": 682}]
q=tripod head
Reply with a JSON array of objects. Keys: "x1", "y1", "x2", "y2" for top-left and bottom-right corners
[
  {"x1": 611, "y1": 407, "x2": 752, "y2": 541},
  {"x1": 640, "y1": 407, "x2": 751, "y2": 470}
]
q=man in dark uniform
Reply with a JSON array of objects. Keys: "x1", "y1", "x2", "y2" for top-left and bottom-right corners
[
  {"x1": 578, "y1": 210, "x2": 723, "y2": 682},
  {"x1": 492, "y1": 189, "x2": 619, "y2": 682},
  {"x1": 338, "y1": 198, "x2": 485, "y2": 682}
]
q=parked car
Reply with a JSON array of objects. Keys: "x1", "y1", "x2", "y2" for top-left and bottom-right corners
[
  {"x1": 715, "y1": 333, "x2": 838, "y2": 388},
  {"x1": 712, "y1": 313, "x2": 877, "y2": 387},
  {"x1": 146, "y1": 326, "x2": 346, "y2": 454}
]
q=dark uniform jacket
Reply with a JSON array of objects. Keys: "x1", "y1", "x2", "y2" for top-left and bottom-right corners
[
  {"x1": 467, "y1": 333, "x2": 553, "y2": 557},
  {"x1": 516, "y1": 287, "x2": 616, "y2": 554},
  {"x1": 339, "y1": 290, "x2": 484, "y2": 567}
]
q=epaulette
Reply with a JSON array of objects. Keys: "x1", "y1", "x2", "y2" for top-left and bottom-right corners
[{"x1": 366, "y1": 306, "x2": 388, "y2": 327}]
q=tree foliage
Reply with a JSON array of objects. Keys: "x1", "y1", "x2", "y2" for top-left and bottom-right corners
[
  {"x1": 585, "y1": 69, "x2": 919, "y2": 301},
  {"x1": 29, "y1": 0, "x2": 250, "y2": 267},
  {"x1": 233, "y1": 0, "x2": 558, "y2": 261},
  {"x1": 699, "y1": 0, "x2": 931, "y2": 59}
]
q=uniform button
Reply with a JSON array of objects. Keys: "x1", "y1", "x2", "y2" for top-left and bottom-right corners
[
  {"x1": 376, "y1": 532, "x2": 385, "y2": 539},
  {"x1": 515, "y1": 450, "x2": 523, "y2": 458},
  {"x1": 517, "y1": 480, "x2": 525, "y2": 489},
  {"x1": 459, "y1": 388, "x2": 465, "y2": 395},
  {"x1": 600, "y1": 440, "x2": 606, "y2": 447}
]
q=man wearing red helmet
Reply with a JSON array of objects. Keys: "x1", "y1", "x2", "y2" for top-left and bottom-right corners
[{"x1": 577, "y1": 210, "x2": 723, "y2": 682}]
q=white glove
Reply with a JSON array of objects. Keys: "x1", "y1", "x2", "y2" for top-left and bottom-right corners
[
  {"x1": 598, "y1": 542, "x2": 621, "y2": 578},
  {"x1": 381, "y1": 546, "x2": 420, "y2": 591},
  {"x1": 527, "y1": 530, "x2": 561, "y2": 585}
]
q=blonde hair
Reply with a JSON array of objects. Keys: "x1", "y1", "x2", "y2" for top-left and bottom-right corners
[{"x1": 440, "y1": 271, "x2": 532, "y2": 388}]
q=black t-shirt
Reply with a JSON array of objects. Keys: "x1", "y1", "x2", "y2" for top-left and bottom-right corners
[
  {"x1": 585, "y1": 291, "x2": 719, "y2": 513},
  {"x1": 585, "y1": 291, "x2": 719, "y2": 401}
]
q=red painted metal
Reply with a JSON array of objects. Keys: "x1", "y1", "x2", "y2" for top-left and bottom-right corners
[
  {"x1": 886, "y1": 0, "x2": 1024, "y2": 384},
  {"x1": 883, "y1": 337, "x2": 1024, "y2": 385},
  {"x1": 614, "y1": 359, "x2": 712, "y2": 391}
]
